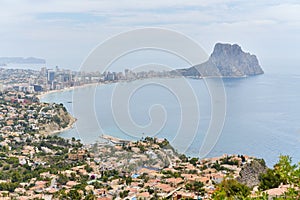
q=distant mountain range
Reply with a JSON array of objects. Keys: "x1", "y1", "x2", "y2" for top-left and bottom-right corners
[
  {"x1": 0, "y1": 57, "x2": 46, "y2": 65},
  {"x1": 177, "y1": 43, "x2": 264, "y2": 77}
]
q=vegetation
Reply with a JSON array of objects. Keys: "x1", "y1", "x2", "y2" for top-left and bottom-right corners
[
  {"x1": 214, "y1": 155, "x2": 300, "y2": 199},
  {"x1": 213, "y1": 179, "x2": 251, "y2": 199},
  {"x1": 0, "y1": 94, "x2": 299, "y2": 200},
  {"x1": 259, "y1": 156, "x2": 298, "y2": 190},
  {"x1": 0, "y1": 134, "x2": 85, "y2": 196},
  {"x1": 259, "y1": 169, "x2": 281, "y2": 190},
  {"x1": 185, "y1": 181, "x2": 205, "y2": 196}
]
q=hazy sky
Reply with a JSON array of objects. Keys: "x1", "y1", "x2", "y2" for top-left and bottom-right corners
[{"x1": 0, "y1": 0, "x2": 299, "y2": 71}]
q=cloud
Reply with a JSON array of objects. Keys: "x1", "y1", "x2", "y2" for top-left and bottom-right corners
[{"x1": 0, "y1": 0, "x2": 299, "y2": 68}]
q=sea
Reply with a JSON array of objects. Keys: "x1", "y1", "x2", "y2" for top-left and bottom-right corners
[{"x1": 40, "y1": 65, "x2": 300, "y2": 167}]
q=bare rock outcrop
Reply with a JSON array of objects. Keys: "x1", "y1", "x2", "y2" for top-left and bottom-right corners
[
  {"x1": 178, "y1": 43, "x2": 264, "y2": 77},
  {"x1": 237, "y1": 159, "x2": 267, "y2": 188}
]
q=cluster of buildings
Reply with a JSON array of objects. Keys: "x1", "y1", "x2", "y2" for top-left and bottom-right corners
[
  {"x1": 81, "y1": 137, "x2": 253, "y2": 200},
  {"x1": 0, "y1": 67, "x2": 75, "y2": 92},
  {"x1": 0, "y1": 90, "x2": 73, "y2": 136},
  {"x1": 0, "y1": 67, "x2": 180, "y2": 94},
  {"x1": 0, "y1": 90, "x2": 289, "y2": 199},
  {"x1": 0, "y1": 95, "x2": 254, "y2": 200},
  {"x1": 0, "y1": 128, "x2": 89, "y2": 199},
  {"x1": 0, "y1": 127, "x2": 289, "y2": 200},
  {"x1": 0, "y1": 67, "x2": 290, "y2": 199}
]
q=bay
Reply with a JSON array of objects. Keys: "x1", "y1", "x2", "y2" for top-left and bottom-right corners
[{"x1": 41, "y1": 67, "x2": 300, "y2": 166}]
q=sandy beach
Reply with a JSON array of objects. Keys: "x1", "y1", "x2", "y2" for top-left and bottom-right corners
[{"x1": 36, "y1": 82, "x2": 101, "y2": 100}]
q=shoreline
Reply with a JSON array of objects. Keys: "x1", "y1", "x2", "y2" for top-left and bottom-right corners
[
  {"x1": 37, "y1": 82, "x2": 107, "y2": 137},
  {"x1": 36, "y1": 77, "x2": 195, "y2": 138},
  {"x1": 36, "y1": 76, "x2": 202, "y2": 100},
  {"x1": 43, "y1": 115, "x2": 77, "y2": 136},
  {"x1": 36, "y1": 75, "x2": 250, "y2": 100},
  {"x1": 37, "y1": 82, "x2": 100, "y2": 99}
]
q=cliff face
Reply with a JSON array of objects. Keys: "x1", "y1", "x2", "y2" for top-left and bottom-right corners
[
  {"x1": 237, "y1": 159, "x2": 267, "y2": 188},
  {"x1": 39, "y1": 106, "x2": 76, "y2": 135},
  {"x1": 179, "y1": 43, "x2": 264, "y2": 77}
]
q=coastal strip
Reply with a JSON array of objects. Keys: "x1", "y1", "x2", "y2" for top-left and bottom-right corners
[
  {"x1": 100, "y1": 134, "x2": 131, "y2": 145},
  {"x1": 37, "y1": 82, "x2": 100, "y2": 99}
]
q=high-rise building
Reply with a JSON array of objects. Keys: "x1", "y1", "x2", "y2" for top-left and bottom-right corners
[
  {"x1": 41, "y1": 67, "x2": 47, "y2": 76},
  {"x1": 33, "y1": 85, "x2": 43, "y2": 92},
  {"x1": 47, "y1": 70, "x2": 55, "y2": 83}
]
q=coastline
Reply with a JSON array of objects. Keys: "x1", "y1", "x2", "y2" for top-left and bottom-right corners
[
  {"x1": 43, "y1": 115, "x2": 77, "y2": 136},
  {"x1": 36, "y1": 76, "x2": 200, "y2": 100},
  {"x1": 36, "y1": 78, "x2": 180, "y2": 136},
  {"x1": 36, "y1": 75, "x2": 250, "y2": 100},
  {"x1": 37, "y1": 82, "x2": 100, "y2": 100},
  {"x1": 37, "y1": 82, "x2": 114, "y2": 137}
]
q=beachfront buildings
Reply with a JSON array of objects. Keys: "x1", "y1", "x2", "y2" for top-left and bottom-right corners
[{"x1": 0, "y1": 67, "x2": 181, "y2": 94}]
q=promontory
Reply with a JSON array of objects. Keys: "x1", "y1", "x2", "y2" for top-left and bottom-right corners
[{"x1": 178, "y1": 43, "x2": 264, "y2": 77}]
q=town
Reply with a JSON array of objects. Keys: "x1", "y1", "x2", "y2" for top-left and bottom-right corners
[
  {"x1": 0, "y1": 68, "x2": 300, "y2": 199},
  {"x1": 0, "y1": 67, "x2": 183, "y2": 94},
  {"x1": 0, "y1": 106, "x2": 258, "y2": 200}
]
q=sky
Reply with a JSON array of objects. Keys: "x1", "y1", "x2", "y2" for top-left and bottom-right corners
[{"x1": 0, "y1": 0, "x2": 299, "y2": 71}]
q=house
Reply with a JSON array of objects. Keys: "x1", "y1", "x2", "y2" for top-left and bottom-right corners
[
  {"x1": 165, "y1": 178, "x2": 183, "y2": 187},
  {"x1": 68, "y1": 149, "x2": 86, "y2": 161},
  {"x1": 173, "y1": 191, "x2": 196, "y2": 200},
  {"x1": 264, "y1": 185, "x2": 289, "y2": 198},
  {"x1": 65, "y1": 181, "x2": 79, "y2": 188},
  {"x1": 155, "y1": 183, "x2": 175, "y2": 193},
  {"x1": 211, "y1": 173, "x2": 224, "y2": 184},
  {"x1": 136, "y1": 192, "x2": 150, "y2": 199}
]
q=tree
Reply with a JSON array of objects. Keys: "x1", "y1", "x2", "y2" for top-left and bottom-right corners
[
  {"x1": 213, "y1": 179, "x2": 250, "y2": 199},
  {"x1": 185, "y1": 181, "x2": 205, "y2": 196},
  {"x1": 68, "y1": 189, "x2": 82, "y2": 200},
  {"x1": 85, "y1": 165, "x2": 93, "y2": 173},
  {"x1": 241, "y1": 155, "x2": 246, "y2": 163},
  {"x1": 189, "y1": 157, "x2": 199, "y2": 166},
  {"x1": 57, "y1": 174, "x2": 69, "y2": 185},
  {"x1": 259, "y1": 169, "x2": 281, "y2": 190},
  {"x1": 119, "y1": 190, "x2": 129, "y2": 198},
  {"x1": 292, "y1": 162, "x2": 300, "y2": 185},
  {"x1": 259, "y1": 155, "x2": 297, "y2": 191},
  {"x1": 125, "y1": 176, "x2": 132, "y2": 186},
  {"x1": 52, "y1": 115, "x2": 61, "y2": 124},
  {"x1": 179, "y1": 154, "x2": 188, "y2": 162},
  {"x1": 92, "y1": 181, "x2": 103, "y2": 189},
  {"x1": 84, "y1": 192, "x2": 96, "y2": 200},
  {"x1": 274, "y1": 155, "x2": 296, "y2": 184},
  {"x1": 0, "y1": 182, "x2": 19, "y2": 192},
  {"x1": 11, "y1": 171, "x2": 22, "y2": 183},
  {"x1": 70, "y1": 172, "x2": 77, "y2": 181}
]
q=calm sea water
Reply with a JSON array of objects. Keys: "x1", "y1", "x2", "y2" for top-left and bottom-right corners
[{"x1": 41, "y1": 66, "x2": 300, "y2": 166}]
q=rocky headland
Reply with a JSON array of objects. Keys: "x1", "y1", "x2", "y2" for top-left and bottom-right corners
[{"x1": 178, "y1": 43, "x2": 264, "y2": 77}]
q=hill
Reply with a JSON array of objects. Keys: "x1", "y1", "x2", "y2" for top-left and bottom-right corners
[{"x1": 0, "y1": 57, "x2": 46, "y2": 64}]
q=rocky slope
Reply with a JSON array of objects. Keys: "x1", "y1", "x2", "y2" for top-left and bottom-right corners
[
  {"x1": 178, "y1": 43, "x2": 264, "y2": 77},
  {"x1": 39, "y1": 105, "x2": 76, "y2": 135},
  {"x1": 237, "y1": 159, "x2": 267, "y2": 188}
]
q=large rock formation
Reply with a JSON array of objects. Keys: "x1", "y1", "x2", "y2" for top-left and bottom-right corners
[
  {"x1": 237, "y1": 159, "x2": 267, "y2": 188},
  {"x1": 178, "y1": 43, "x2": 264, "y2": 77}
]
